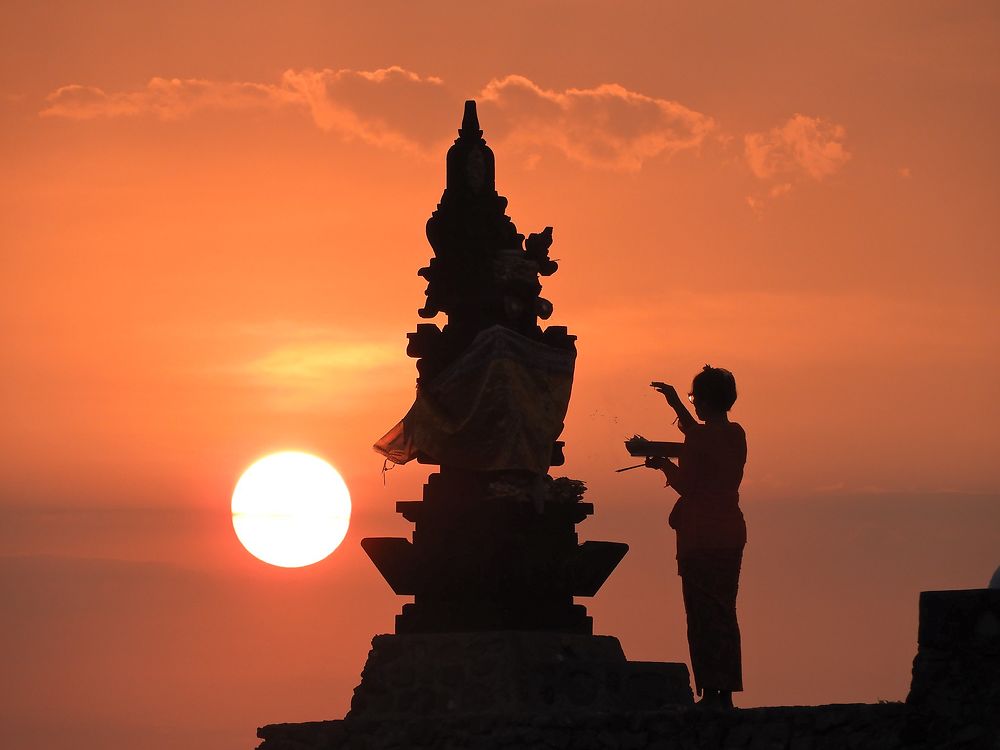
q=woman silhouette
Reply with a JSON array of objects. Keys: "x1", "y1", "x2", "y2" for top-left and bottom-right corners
[{"x1": 645, "y1": 366, "x2": 747, "y2": 709}]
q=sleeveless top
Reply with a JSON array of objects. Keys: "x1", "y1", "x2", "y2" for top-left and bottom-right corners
[{"x1": 667, "y1": 421, "x2": 747, "y2": 557}]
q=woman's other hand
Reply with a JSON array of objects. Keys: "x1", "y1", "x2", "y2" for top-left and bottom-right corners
[
  {"x1": 626, "y1": 435, "x2": 650, "y2": 455},
  {"x1": 645, "y1": 455, "x2": 667, "y2": 470}
]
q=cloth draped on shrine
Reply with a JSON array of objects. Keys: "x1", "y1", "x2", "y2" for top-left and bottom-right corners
[{"x1": 374, "y1": 325, "x2": 575, "y2": 474}]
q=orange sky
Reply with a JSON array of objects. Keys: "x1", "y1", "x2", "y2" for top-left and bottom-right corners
[{"x1": 2, "y1": 3, "x2": 999, "y2": 749}]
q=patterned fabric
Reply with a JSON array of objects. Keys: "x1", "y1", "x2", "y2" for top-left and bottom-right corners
[
  {"x1": 374, "y1": 326, "x2": 575, "y2": 474},
  {"x1": 679, "y1": 549, "x2": 744, "y2": 694}
]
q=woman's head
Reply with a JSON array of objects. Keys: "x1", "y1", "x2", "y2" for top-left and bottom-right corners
[{"x1": 691, "y1": 365, "x2": 737, "y2": 416}]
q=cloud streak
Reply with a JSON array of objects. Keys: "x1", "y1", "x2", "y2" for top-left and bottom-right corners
[
  {"x1": 214, "y1": 324, "x2": 409, "y2": 412},
  {"x1": 40, "y1": 67, "x2": 715, "y2": 170},
  {"x1": 41, "y1": 66, "x2": 450, "y2": 155},
  {"x1": 741, "y1": 114, "x2": 850, "y2": 211},
  {"x1": 41, "y1": 78, "x2": 300, "y2": 120},
  {"x1": 41, "y1": 69, "x2": 847, "y2": 179},
  {"x1": 476, "y1": 75, "x2": 715, "y2": 170}
]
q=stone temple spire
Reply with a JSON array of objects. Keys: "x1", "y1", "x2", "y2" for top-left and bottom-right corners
[
  {"x1": 459, "y1": 99, "x2": 481, "y2": 136},
  {"x1": 445, "y1": 100, "x2": 495, "y2": 196},
  {"x1": 366, "y1": 100, "x2": 629, "y2": 635}
]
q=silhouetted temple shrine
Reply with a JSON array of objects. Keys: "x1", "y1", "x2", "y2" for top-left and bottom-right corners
[
  {"x1": 363, "y1": 100, "x2": 632, "y2": 637},
  {"x1": 255, "y1": 102, "x2": 999, "y2": 750}
]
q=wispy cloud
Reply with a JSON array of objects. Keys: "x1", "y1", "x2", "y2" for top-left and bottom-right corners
[
  {"x1": 476, "y1": 75, "x2": 715, "y2": 171},
  {"x1": 277, "y1": 67, "x2": 450, "y2": 152},
  {"x1": 744, "y1": 114, "x2": 850, "y2": 181},
  {"x1": 40, "y1": 68, "x2": 714, "y2": 170},
  {"x1": 41, "y1": 66, "x2": 450, "y2": 155},
  {"x1": 742, "y1": 114, "x2": 850, "y2": 211},
  {"x1": 241, "y1": 341, "x2": 398, "y2": 384},
  {"x1": 41, "y1": 69, "x2": 850, "y2": 182},
  {"x1": 41, "y1": 77, "x2": 300, "y2": 120},
  {"x1": 217, "y1": 325, "x2": 409, "y2": 412}
]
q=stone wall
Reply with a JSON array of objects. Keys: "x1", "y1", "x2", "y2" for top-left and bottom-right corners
[
  {"x1": 259, "y1": 703, "x2": 906, "y2": 750},
  {"x1": 902, "y1": 589, "x2": 1000, "y2": 749}
]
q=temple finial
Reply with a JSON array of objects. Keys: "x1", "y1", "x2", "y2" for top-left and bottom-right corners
[{"x1": 459, "y1": 100, "x2": 482, "y2": 138}]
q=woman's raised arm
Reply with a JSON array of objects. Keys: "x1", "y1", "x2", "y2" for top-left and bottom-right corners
[{"x1": 651, "y1": 381, "x2": 697, "y2": 432}]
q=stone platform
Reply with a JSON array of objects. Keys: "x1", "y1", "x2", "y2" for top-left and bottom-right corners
[{"x1": 347, "y1": 632, "x2": 691, "y2": 719}]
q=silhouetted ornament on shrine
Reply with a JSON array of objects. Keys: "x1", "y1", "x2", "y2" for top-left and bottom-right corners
[{"x1": 366, "y1": 100, "x2": 627, "y2": 634}]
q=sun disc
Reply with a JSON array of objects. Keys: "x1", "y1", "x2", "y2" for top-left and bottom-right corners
[{"x1": 231, "y1": 451, "x2": 351, "y2": 567}]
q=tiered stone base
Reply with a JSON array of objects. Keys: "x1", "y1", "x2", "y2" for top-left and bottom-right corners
[
  {"x1": 363, "y1": 469, "x2": 628, "y2": 636},
  {"x1": 347, "y1": 632, "x2": 691, "y2": 718}
]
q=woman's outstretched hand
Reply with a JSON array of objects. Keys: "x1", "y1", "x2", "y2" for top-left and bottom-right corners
[
  {"x1": 652, "y1": 380, "x2": 697, "y2": 433},
  {"x1": 651, "y1": 381, "x2": 683, "y2": 408}
]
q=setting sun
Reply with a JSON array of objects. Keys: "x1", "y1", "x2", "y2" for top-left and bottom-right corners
[{"x1": 231, "y1": 451, "x2": 351, "y2": 568}]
